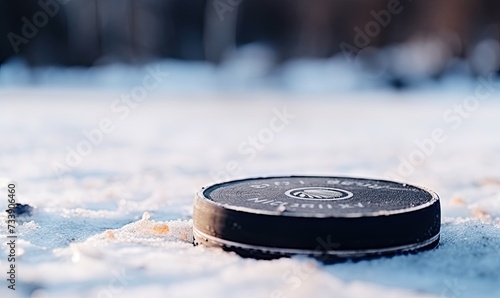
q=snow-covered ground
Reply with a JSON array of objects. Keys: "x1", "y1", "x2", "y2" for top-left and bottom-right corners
[{"x1": 1, "y1": 73, "x2": 500, "y2": 298}]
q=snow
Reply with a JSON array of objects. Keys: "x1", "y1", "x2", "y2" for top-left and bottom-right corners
[{"x1": 1, "y1": 70, "x2": 500, "y2": 298}]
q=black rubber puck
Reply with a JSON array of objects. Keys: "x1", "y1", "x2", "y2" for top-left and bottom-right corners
[{"x1": 193, "y1": 176, "x2": 440, "y2": 260}]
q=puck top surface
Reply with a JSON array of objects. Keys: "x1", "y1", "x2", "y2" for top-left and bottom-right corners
[{"x1": 202, "y1": 176, "x2": 436, "y2": 217}]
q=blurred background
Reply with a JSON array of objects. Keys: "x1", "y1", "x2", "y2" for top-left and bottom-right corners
[
  {"x1": 2, "y1": 3, "x2": 500, "y2": 297},
  {"x1": 0, "y1": 0, "x2": 499, "y2": 90}
]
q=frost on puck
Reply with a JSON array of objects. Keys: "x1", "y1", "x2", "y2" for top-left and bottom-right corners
[{"x1": 193, "y1": 176, "x2": 440, "y2": 260}]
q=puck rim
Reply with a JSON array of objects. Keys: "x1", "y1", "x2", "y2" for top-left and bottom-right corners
[{"x1": 193, "y1": 227, "x2": 440, "y2": 258}]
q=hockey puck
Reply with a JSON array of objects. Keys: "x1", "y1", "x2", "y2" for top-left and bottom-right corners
[{"x1": 193, "y1": 176, "x2": 440, "y2": 260}]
